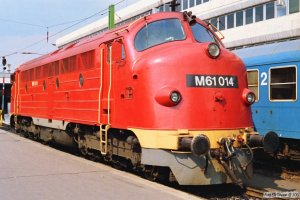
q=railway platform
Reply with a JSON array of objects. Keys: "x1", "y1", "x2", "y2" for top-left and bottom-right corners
[{"x1": 0, "y1": 129, "x2": 201, "y2": 200}]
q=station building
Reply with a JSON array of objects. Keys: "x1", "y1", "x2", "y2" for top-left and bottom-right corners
[{"x1": 56, "y1": 0, "x2": 300, "y2": 49}]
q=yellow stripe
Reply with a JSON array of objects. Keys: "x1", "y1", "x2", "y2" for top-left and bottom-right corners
[{"x1": 129, "y1": 128, "x2": 253, "y2": 150}]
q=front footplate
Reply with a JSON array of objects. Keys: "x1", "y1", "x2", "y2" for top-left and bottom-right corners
[{"x1": 141, "y1": 148, "x2": 253, "y2": 185}]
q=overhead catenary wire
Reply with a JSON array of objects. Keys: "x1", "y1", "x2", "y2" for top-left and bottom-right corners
[
  {"x1": 0, "y1": 18, "x2": 46, "y2": 28},
  {"x1": 0, "y1": 15, "x2": 102, "y2": 29},
  {"x1": 0, "y1": 10, "x2": 105, "y2": 57},
  {"x1": 1, "y1": 0, "x2": 126, "y2": 58}
]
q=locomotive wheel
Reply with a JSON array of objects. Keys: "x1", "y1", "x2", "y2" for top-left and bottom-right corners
[{"x1": 80, "y1": 147, "x2": 88, "y2": 157}]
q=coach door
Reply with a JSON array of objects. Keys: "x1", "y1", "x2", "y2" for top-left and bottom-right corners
[{"x1": 99, "y1": 39, "x2": 123, "y2": 125}]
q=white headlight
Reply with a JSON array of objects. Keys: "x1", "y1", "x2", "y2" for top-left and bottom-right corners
[
  {"x1": 207, "y1": 43, "x2": 220, "y2": 58},
  {"x1": 246, "y1": 93, "x2": 255, "y2": 104},
  {"x1": 170, "y1": 91, "x2": 181, "y2": 104}
]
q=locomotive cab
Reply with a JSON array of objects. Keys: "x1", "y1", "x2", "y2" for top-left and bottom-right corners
[{"x1": 123, "y1": 12, "x2": 278, "y2": 185}]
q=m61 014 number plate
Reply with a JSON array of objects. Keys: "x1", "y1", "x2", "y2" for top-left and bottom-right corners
[{"x1": 186, "y1": 75, "x2": 238, "y2": 88}]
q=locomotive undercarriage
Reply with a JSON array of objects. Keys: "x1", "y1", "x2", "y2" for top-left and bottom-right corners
[
  {"x1": 12, "y1": 115, "x2": 173, "y2": 183},
  {"x1": 12, "y1": 115, "x2": 266, "y2": 186}
]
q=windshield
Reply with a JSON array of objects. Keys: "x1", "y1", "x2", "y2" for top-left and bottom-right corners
[
  {"x1": 191, "y1": 23, "x2": 219, "y2": 44},
  {"x1": 134, "y1": 18, "x2": 185, "y2": 51}
]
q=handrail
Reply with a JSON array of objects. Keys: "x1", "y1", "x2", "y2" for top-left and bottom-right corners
[
  {"x1": 98, "y1": 48, "x2": 104, "y2": 125},
  {"x1": 17, "y1": 73, "x2": 19, "y2": 114},
  {"x1": 107, "y1": 45, "x2": 112, "y2": 125}
]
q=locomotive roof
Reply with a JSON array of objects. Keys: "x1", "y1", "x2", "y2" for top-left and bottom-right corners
[
  {"x1": 17, "y1": 23, "x2": 129, "y2": 72},
  {"x1": 17, "y1": 12, "x2": 186, "y2": 72},
  {"x1": 233, "y1": 39, "x2": 300, "y2": 66}
]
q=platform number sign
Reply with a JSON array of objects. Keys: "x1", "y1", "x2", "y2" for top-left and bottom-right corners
[{"x1": 260, "y1": 72, "x2": 268, "y2": 86}]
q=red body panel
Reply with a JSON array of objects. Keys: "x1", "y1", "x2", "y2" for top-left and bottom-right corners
[{"x1": 11, "y1": 12, "x2": 253, "y2": 131}]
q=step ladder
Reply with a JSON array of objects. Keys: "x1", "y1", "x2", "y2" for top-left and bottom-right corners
[{"x1": 100, "y1": 124, "x2": 110, "y2": 155}]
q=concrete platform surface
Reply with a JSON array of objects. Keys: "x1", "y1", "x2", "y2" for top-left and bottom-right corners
[{"x1": 0, "y1": 129, "x2": 202, "y2": 200}]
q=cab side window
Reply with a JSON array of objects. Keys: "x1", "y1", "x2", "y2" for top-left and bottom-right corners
[{"x1": 121, "y1": 44, "x2": 125, "y2": 60}]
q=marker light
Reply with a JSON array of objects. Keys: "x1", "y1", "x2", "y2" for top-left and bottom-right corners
[
  {"x1": 170, "y1": 91, "x2": 181, "y2": 104},
  {"x1": 246, "y1": 93, "x2": 255, "y2": 104},
  {"x1": 207, "y1": 42, "x2": 220, "y2": 58},
  {"x1": 242, "y1": 88, "x2": 256, "y2": 105}
]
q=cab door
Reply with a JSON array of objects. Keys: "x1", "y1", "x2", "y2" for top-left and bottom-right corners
[{"x1": 99, "y1": 39, "x2": 123, "y2": 125}]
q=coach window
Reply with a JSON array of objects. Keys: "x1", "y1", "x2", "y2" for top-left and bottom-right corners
[
  {"x1": 134, "y1": 18, "x2": 185, "y2": 51},
  {"x1": 247, "y1": 70, "x2": 259, "y2": 101},
  {"x1": 270, "y1": 66, "x2": 297, "y2": 101}
]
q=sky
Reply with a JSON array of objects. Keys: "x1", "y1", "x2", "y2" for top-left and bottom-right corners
[{"x1": 0, "y1": 0, "x2": 138, "y2": 73}]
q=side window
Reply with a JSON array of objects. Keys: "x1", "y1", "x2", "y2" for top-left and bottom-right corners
[
  {"x1": 270, "y1": 66, "x2": 297, "y2": 101},
  {"x1": 107, "y1": 41, "x2": 125, "y2": 63},
  {"x1": 247, "y1": 70, "x2": 259, "y2": 101},
  {"x1": 107, "y1": 44, "x2": 112, "y2": 63},
  {"x1": 191, "y1": 23, "x2": 219, "y2": 44},
  {"x1": 121, "y1": 44, "x2": 126, "y2": 60}
]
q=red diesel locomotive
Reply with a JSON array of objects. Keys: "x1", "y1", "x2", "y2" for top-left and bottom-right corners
[{"x1": 10, "y1": 12, "x2": 277, "y2": 186}]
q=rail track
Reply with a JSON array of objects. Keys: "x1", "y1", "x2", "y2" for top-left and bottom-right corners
[
  {"x1": 245, "y1": 186, "x2": 300, "y2": 200},
  {"x1": 1, "y1": 124, "x2": 299, "y2": 200},
  {"x1": 253, "y1": 156, "x2": 300, "y2": 182},
  {"x1": 245, "y1": 187, "x2": 265, "y2": 199}
]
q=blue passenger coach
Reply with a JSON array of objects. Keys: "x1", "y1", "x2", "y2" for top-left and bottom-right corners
[{"x1": 234, "y1": 39, "x2": 300, "y2": 160}]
